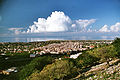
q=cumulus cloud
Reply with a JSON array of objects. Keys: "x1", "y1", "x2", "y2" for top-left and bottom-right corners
[
  {"x1": 9, "y1": 28, "x2": 24, "y2": 34},
  {"x1": 26, "y1": 11, "x2": 96, "y2": 33},
  {"x1": 99, "y1": 22, "x2": 120, "y2": 32},
  {"x1": 27, "y1": 11, "x2": 71, "y2": 33}
]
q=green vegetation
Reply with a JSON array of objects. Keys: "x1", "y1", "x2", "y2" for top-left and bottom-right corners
[
  {"x1": 1, "y1": 40, "x2": 120, "y2": 80},
  {"x1": 27, "y1": 60, "x2": 77, "y2": 80},
  {"x1": 25, "y1": 42, "x2": 119, "y2": 80},
  {"x1": 0, "y1": 53, "x2": 33, "y2": 80},
  {"x1": 19, "y1": 56, "x2": 52, "y2": 80},
  {"x1": 86, "y1": 45, "x2": 118, "y2": 66},
  {"x1": 76, "y1": 53, "x2": 99, "y2": 68},
  {"x1": 0, "y1": 53, "x2": 32, "y2": 70},
  {"x1": 113, "y1": 37, "x2": 120, "y2": 56}
]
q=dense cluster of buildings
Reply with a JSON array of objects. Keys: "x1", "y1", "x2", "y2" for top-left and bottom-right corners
[
  {"x1": 37, "y1": 42, "x2": 85, "y2": 54},
  {"x1": 0, "y1": 40, "x2": 113, "y2": 55}
]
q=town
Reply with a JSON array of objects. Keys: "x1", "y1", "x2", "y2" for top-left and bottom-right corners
[
  {"x1": 0, "y1": 40, "x2": 114, "y2": 80},
  {"x1": 0, "y1": 40, "x2": 112, "y2": 55}
]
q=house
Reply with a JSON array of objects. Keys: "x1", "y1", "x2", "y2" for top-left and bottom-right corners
[
  {"x1": 0, "y1": 53, "x2": 6, "y2": 55},
  {"x1": 59, "y1": 58, "x2": 62, "y2": 60},
  {"x1": 8, "y1": 67, "x2": 17, "y2": 72},
  {"x1": 50, "y1": 52, "x2": 59, "y2": 54},
  {"x1": 2, "y1": 70, "x2": 11, "y2": 75},
  {"x1": 70, "y1": 53, "x2": 82, "y2": 59},
  {"x1": 2, "y1": 67, "x2": 17, "y2": 75},
  {"x1": 30, "y1": 54, "x2": 36, "y2": 57},
  {"x1": 89, "y1": 46, "x2": 94, "y2": 49},
  {"x1": 5, "y1": 57, "x2": 9, "y2": 60},
  {"x1": 40, "y1": 51, "x2": 46, "y2": 54}
]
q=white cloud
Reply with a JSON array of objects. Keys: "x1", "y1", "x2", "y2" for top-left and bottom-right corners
[
  {"x1": 8, "y1": 11, "x2": 120, "y2": 34},
  {"x1": 99, "y1": 25, "x2": 110, "y2": 32},
  {"x1": 9, "y1": 28, "x2": 24, "y2": 34},
  {"x1": 110, "y1": 22, "x2": 120, "y2": 32},
  {"x1": 27, "y1": 11, "x2": 71, "y2": 33},
  {"x1": 72, "y1": 19, "x2": 96, "y2": 32},
  {"x1": 26, "y1": 11, "x2": 96, "y2": 33},
  {"x1": 99, "y1": 22, "x2": 120, "y2": 32},
  {"x1": 75, "y1": 19, "x2": 96, "y2": 28}
]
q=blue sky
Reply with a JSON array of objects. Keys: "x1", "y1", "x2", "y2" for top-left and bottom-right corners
[{"x1": 0, "y1": 0, "x2": 120, "y2": 40}]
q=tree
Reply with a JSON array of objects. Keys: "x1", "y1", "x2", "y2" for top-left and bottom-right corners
[
  {"x1": 98, "y1": 45, "x2": 117, "y2": 66},
  {"x1": 19, "y1": 56, "x2": 52, "y2": 80},
  {"x1": 76, "y1": 53, "x2": 98, "y2": 68},
  {"x1": 113, "y1": 37, "x2": 120, "y2": 57},
  {"x1": 27, "y1": 60, "x2": 77, "y2": 80}
]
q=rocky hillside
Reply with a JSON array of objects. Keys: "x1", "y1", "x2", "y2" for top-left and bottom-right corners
[{"x1": 74, "y1": 59, "x2": 120, "y2": 80}]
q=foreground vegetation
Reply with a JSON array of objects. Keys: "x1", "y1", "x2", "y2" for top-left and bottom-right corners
[{"x1": 25, "y1": 38, "x2": 119, "y2": 80}]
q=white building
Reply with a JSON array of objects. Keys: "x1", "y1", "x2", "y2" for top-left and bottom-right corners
[
  {"x1": 30, "y1": 54, "x2": 36, "y2": 57},
  {"x1": 70, "y1": 53, "x2": 82, "y2": 59}
]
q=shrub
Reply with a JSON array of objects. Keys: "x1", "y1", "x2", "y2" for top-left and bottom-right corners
[
  {"x1": 27, "y1": 60, "x2": 77, "y2": 80},
  {"x1": 97, "y1": 45, "x2": 118, "y2": 66},
  {"x1": 76, "y1": 53, "x2": 99, "y2": 68}
]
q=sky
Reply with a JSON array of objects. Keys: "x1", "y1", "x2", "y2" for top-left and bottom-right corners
[{"x1": 0, "y1": 0, "x2": 120, "y2": 41}]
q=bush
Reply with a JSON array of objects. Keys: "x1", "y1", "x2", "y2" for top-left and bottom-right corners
[
  {"x1": 83, "y1": 45, "x2": 118, "y2": 66},
  {"x1": 27, "y1": 60, "x2": 77, "y2": 80},
  {"x1": 76, "y1": 53, "x2": 99, "y2": 68}
]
